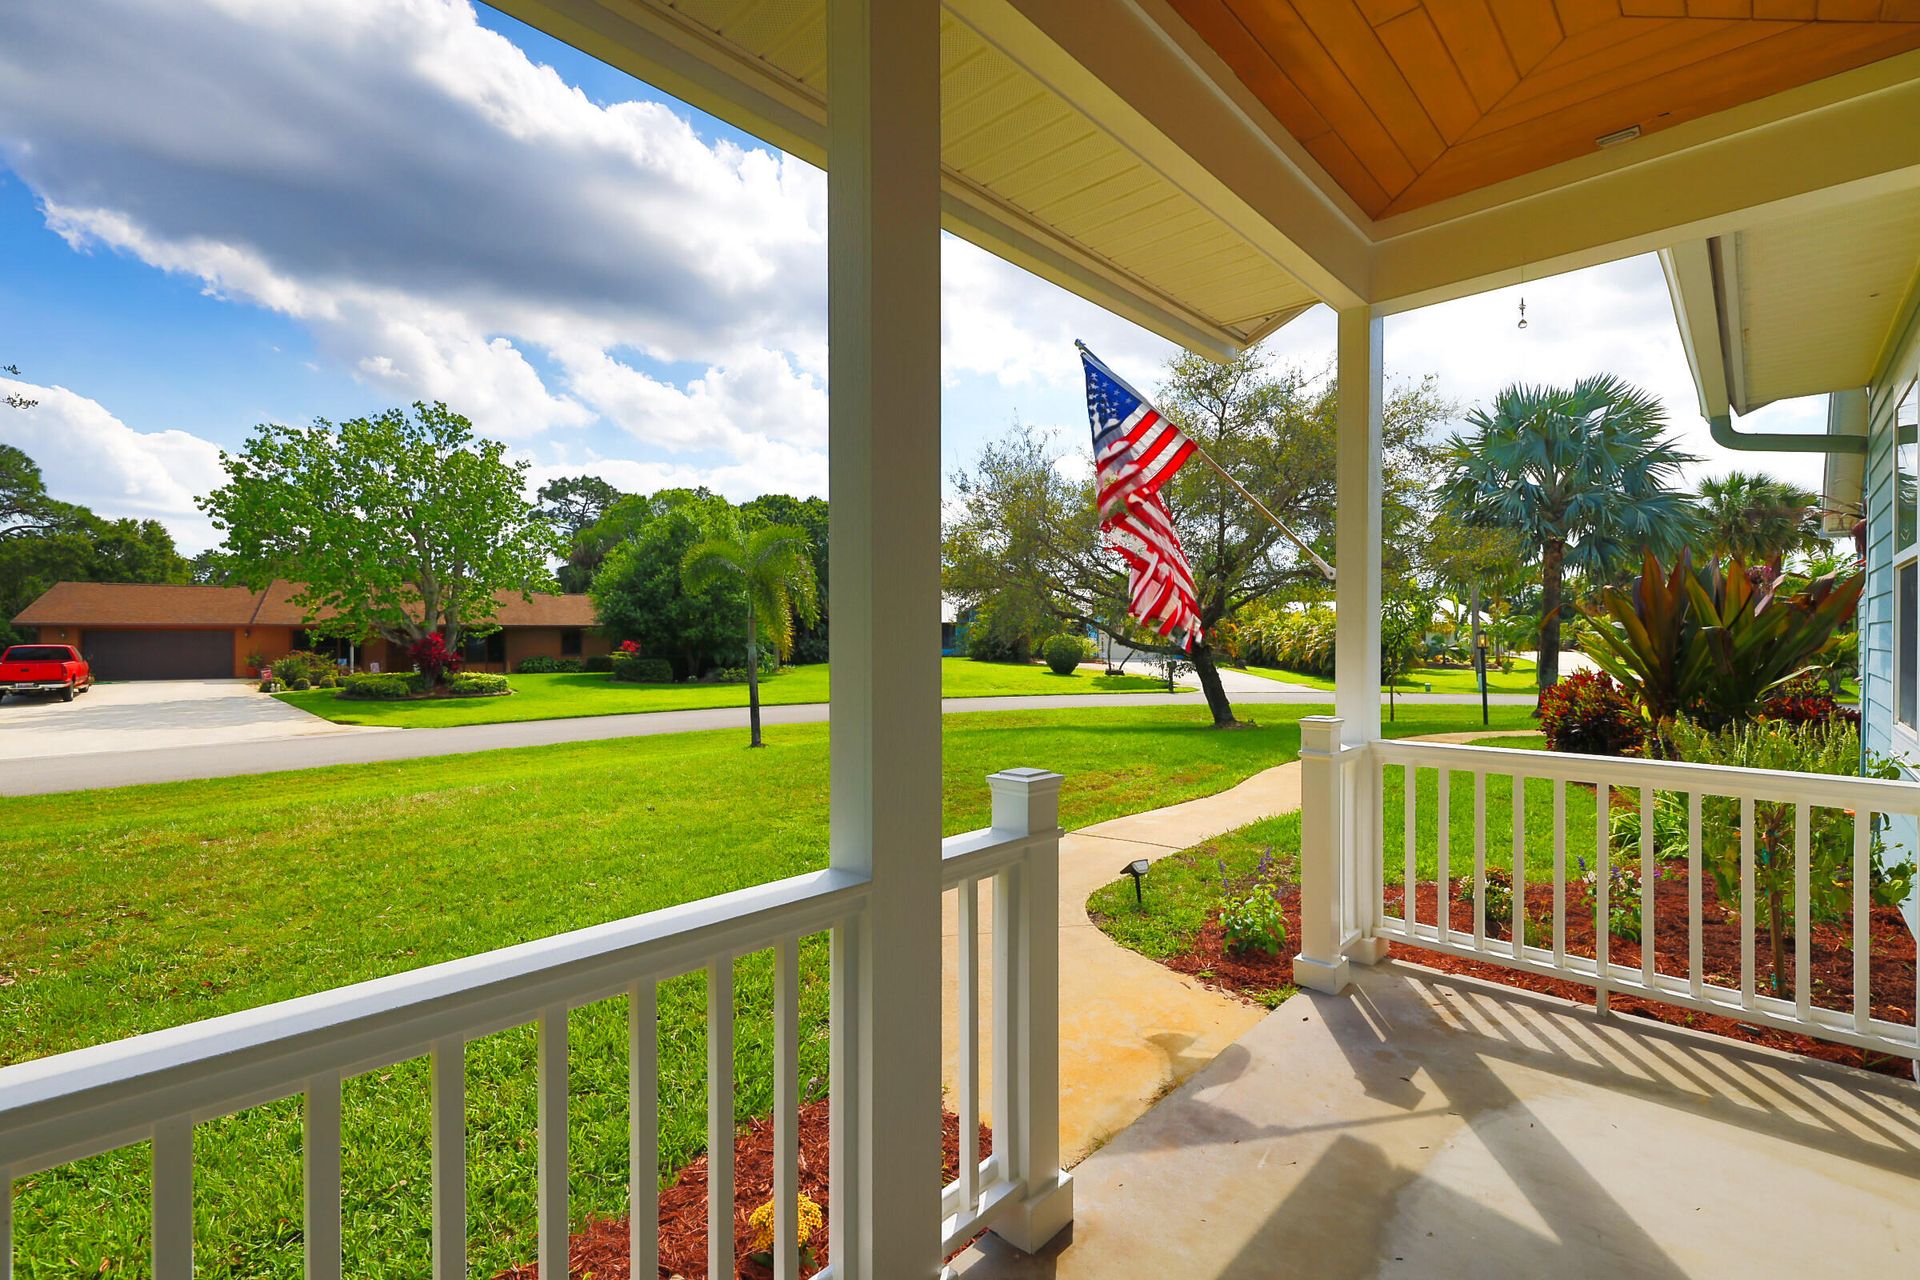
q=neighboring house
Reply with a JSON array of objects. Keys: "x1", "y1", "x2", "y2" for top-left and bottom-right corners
[
  {"x1": 10, "y1": 580, "x2": 608, "y2": 679},
  {"x1": 1663, "y1": 225, "x2": 1920, "y2": 931}
]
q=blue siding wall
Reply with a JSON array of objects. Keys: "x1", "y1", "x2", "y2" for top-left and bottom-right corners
[{"x1": 1860, "y1": 310, "x2": 1920, "y2": 774}]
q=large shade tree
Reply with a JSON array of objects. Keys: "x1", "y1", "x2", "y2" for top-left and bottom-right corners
[
  {"x1": 587, "y1": 489, "x2": 749, "y2": 678},
  {"x1": 945, "y1": 350, "x2": 1447, "y2": 726},
  {"x1": 538, "y1": 475, "x2": 625, "y2": 590},
  {"x1": 680, "y1": 522, "x2": 820, "y2": 747},
  {"x1": 1694, "y1": 470, "x2": 1821, "y2": 574},
  {"x1": 1436, "y1": 376, "x2": 1697, "y2": 690},
  {"x1": 198, "y1": 402, "x2": 561, "y2": 650}
]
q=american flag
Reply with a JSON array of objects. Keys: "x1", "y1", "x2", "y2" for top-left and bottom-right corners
[{"x1": 1080, "y1": 343, "x2": 1205, "y2": 649}]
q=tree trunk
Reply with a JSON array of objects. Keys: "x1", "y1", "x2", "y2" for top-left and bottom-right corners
[
  {"x1": 1538, "y1": 539, "x2": 1565, "y2": 691},
  {"x1": 1191, "y1": 645, "x2": 1237, "y2": 728},
  {"x1": 745, "y1": 597, "x2": 763, "y2": 748}
]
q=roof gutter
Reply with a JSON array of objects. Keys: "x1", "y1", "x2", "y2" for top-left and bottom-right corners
[{"x1": 1709, "y1": 411, "x2": 1866, "y2": 454}]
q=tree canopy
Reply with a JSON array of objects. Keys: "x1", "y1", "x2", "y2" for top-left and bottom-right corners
[
  {"x1": 1436, "y1": 375, "x2": 1696, "y2": 688},
  {"x1": 538, "y1": 475, "x2": 626, "y2": 590},
  {"x1": 197, "y1": 402, "x2": 560, "y2": 648},
  {"x1": 680, "y1": 522, "x2": 820, "y2": 746},
  {"x1": 1694, "y1": 470, "x2": 1821, "y2": 573},
  {"x1": 588, "y1": 489, "x2": 750, "y2": 679},
  {"x1": 944, "y1": 350, "x2": 1449, "y2": 725}
]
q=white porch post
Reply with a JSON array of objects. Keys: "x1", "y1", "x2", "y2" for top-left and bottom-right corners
[
  {"x1": 1304, "y1": 304, "x2": 1387, "y2": 980},
  {"x1": 825, "y1": 1, "x2": 944, "y2": 1278},
  {"x1": 1333, "y1": 305, "x2": 1383, "y2": 743}
]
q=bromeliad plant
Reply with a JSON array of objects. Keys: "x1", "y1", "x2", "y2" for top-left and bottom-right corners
[
  {"x1": 1581, "y1": 549, "x2": 1862, "y2": 745},
  {"x1": 1218, "y1": 849, "x2": 1288, "y2": 957}
]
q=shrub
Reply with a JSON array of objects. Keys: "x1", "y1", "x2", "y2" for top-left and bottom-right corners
[
  {"x1": 1042, "y1": 633, "x2": 1090, "y2": 675},
  {"x1": 1575, "y1": 858, "x2": 1648, "y2": 943},
  {"x1": 1538, "y1": 672, "x2": 1644, "y2": 757},
  {"x1": 1758, "y1": 673, "x2": 1859, "y2": 727},
  {"x1": 1455, "y1": 866, "x2": 1515, "y2": 933},
  {"x1": 1233, "y1": 602, "x2": 1337, "y2": 676},
  {"x1": 583, "y1": 654, "x2": 613, "y2": 673},
  {"x1": 517, "y1": 656, "x2": 560, "y2": 674},
  {"x1": 270, "y1": 649, "x2": 337, "y2": 687},
  {"x1": 611, "y1": 653, "x2": 674, "y2": 684},
  {"x1": 257, "y1": 678, "x2": 281, "y2": 694},
  {"x1": 965, "y1": 599, "x2": 1037, "y2": 664},
  {"x1": 289, "y1": 678, "x2": 311, "y2": 692},
  {"x1": 446, "y1": 672, "x2": 510, "y2": 696},
  {"x1": 342, "y1": 673, "x2": 420, "y2": 701}
]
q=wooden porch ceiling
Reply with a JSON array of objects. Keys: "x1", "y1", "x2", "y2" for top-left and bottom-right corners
[{"x1": 1166, "y1": 1, "x2": 1920, "y2": 219}]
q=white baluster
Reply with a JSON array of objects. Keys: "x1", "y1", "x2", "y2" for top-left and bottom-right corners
[
  {"x1": 1511, "y1": 773, "x2": 1525, "y2": 958},
  {"x1": 1402, "y1": 764, "x2": 1416, "y2": 930},
  {"x1": 1640, "y1": 785, "x2": 1655, "y2": 987},
  {"x1": 1472, "y1": 770, "x2": 1487, "y2": 950},
  {"x1": 1596, "y1": 782, "x2": 1610, "y2": 1015},
  {"x1": 1795, "y1": 803, "x2": 1811, "y2": 1022},
  {"x1": 1853, "y1": 811, "x2": 1871, "y2": 1036},
  {"x1": 956, "y1": 880, "x2": 981, "y2": 1220},
  {"x1": 1553, "y1": 779, "x2": 1566, "y2": 968},
  {"x1": 2, "y1": 1164, "x2": 13, "y2": 1280},
  {"x1": 630, "y1": 982, "x2": 658, "y2": 1280},
  {"x1": 538, "y1": 1007, "x2": 569, "y2": 1280},
  {"x1": 774, "y1": 938, "x2": 800, "y2": 1280},
  {"x1": 1741, "y1": 796, "x2": 1757, "y2": 1010},
  {"x1": 431, "y1": 1038, "x2": 465, "y2": 1280},
  {"x1": 1436, "y1": 765, "x2": 1451, "y2": 945},
  {"x1": 708, "y1": 961, "x2": 735, "y2": 1280},
  {"x1": 304, "y1": 1074, "x2": 342, "y2": 1280},
  {"x1": 1688, "y1": 792, "x2": 1703, "y2": 1001},
  {"x1": 152, "y1": 1117, "x2": 193, "y2": 1280}
]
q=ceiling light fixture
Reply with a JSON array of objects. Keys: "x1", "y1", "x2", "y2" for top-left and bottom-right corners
[{"x1": 1596, "y1": 124, "x2": 1642, "y2": 149}]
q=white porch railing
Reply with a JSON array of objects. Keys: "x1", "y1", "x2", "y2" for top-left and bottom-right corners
[
  {"x1": 1295, "y1": 716, "x2": 1920, "y2": 1065},
  {"x1": 0, "y1": 769, "x2": 1070, "y2": 1280}
]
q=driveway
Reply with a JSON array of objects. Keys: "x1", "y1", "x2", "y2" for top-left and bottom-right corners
[{"x1": 0, "y1": 679, "x2": 378, "y2": 764}]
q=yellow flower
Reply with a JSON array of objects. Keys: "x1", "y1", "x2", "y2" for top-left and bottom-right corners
[{"x1": 746, "y1": 1195, "x2": 824, "y2": 1251}]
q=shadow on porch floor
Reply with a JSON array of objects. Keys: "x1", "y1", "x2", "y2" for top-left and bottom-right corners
[{"x1": 950, "y1": 961, "x2": 1920, "y2": 1279}]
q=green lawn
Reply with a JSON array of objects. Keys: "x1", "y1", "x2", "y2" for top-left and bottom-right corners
[
  {"x1": 1091, "y1": 733, "x2": 1604, "y2": 974},
  {"x1": 1238, "y1": 658, "x2": 1538, "y2": 695},
  {"x1": 1, "y1": 703, "x2": 1535, "y2": 1279},
  {"x1": 275, "y1": 658, "x2": 1174, "y2": 727}
]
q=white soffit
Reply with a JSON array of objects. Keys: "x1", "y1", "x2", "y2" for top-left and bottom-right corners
[
  {"x1": 516, "y1": 0, "x2": 1318, "y2": 357},
  {"x1": 1729, "y1": 189, "x2": 1920, "y2": 411}
]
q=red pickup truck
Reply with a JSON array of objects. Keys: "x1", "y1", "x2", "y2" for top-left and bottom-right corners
[{"x1": 0, "y1": 644, "x2": 94, "y2": 702}]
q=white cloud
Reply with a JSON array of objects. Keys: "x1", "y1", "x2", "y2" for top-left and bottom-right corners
[
  {"x1": 0, "y1": 0, "x2": 827, "y2": 452},
  {"x1": 0, "y1": 380, "x2": 226, "y2": 551}
]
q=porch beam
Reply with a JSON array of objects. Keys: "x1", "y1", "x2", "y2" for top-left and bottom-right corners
[
  {"x1": 825, "y1": 1, "x2": 945, "y2": 1278},
  {"x1": 1333, "y1": 306, "x2": 1382, "y2": 747}
]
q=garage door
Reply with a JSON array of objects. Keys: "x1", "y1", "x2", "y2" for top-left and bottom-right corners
[{"x1": 83, "y1": 630, "x2": 233, "y2": 680}]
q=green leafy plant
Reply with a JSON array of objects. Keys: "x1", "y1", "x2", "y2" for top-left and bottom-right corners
[
  {"x1": 611, "y1": 654, "x2": 674, "y2": 684},
  {"x1": 1582, "y1": 550, "x2": 1862, "y2": 741},
  {"x1": 270, "y1": 649, "x2": 338, "y2": 687},
  {"x1": 681, "y1": 521, "x2": 820, "y2": 748},
  {"x1": 446, "y1": 672, "x2": 510, "y2": 696},
  {"x1": 341, "y1": 673, "x2": 420, "y2": 701},
  {"x1": 1575, "y1": 857, "x2": 1648, "y2": 943},
  {"x1": 1454, "y1": 865, "x2": 1515, "y2": 934},
  {"x1": 1218, "y1": 849, "x2": 1288, "y2": 957}
]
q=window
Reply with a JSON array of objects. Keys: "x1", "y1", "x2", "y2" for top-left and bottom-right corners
[
  {"x1": 464, "y1": 632, "x2": 506, "y2": 664},
  {"x1": 1902, "y1": 563, "x2": 1917, "y2": 731},
  {"x1": 560, "y1": 628, "x2": 583, "y2": 657},
  {"x1": 1901, "y1": 379, "x2": 1919, "y2": 552}
]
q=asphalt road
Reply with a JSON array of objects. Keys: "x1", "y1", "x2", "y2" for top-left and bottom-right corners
[{"x1": 0, "y1": 689, "x2": 1537, "y2": 798}]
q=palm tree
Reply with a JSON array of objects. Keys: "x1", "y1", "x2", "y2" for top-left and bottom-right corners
[
  {"x1": 1694, "y1": 470, "x2": 1820, "y2": 575},
  {"x1": 1437, "y1": 375, "x2": 1697, "y2": 690},
  {"x1": 680, "y1": 522, "x2": 821, "y2": 747}
]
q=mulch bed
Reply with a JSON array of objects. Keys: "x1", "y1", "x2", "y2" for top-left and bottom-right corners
[
  {"x1": 495, "y1": 1100, "x2": 990, "y2": 1280},
  {"x1": 1166, "y1": 871, "x2": 1918, "y2": 1079}
]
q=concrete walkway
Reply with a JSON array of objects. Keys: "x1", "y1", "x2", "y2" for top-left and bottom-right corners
[
  {"x1": 0, "y1": 689, "x2": 1535, "y2": 797},
  {"x1": 954, "y1": 962, "x2": 1920, "y2": 1279}
]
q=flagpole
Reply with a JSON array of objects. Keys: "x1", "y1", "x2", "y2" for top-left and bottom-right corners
[{"x1": 1077, "y1": 340, "x2": 1336, "y2": 583}]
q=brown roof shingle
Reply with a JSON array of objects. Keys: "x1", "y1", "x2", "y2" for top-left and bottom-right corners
[{"x1": 13, "y1": 581, "x2": 596, "y2": 629}]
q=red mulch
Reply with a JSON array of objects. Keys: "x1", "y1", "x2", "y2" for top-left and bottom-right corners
[
  {"x1": 494, "y1": 1100, "x2": 990, "y2": 1280},
  {"x1": 1166, "y1": 871, "x2": 1918, "y2": 1079}
]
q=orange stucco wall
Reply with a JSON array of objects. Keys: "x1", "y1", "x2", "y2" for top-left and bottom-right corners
[{"x1": 237, "y1": 627, "x2": 296, "y2": 677}]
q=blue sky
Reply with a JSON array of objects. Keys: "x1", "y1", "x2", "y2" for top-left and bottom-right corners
[{"x1": 0, "y1": 0, "x2": 1829, "y2": 555}]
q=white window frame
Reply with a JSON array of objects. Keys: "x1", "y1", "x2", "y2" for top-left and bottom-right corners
[{"x1": 1894, "y1": 373, "x2": 1920, "y2": 752}]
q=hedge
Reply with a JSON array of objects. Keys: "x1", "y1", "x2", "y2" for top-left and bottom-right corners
[
  {"x1": 446, "y1": 672, "x2": 511, "y2": 697},
  {"x1": 611, "y1": 653, "x2": 675, "y2": 684},
  {"x1": 341, "y1": 673, "x2": 421, "y2": 701}
]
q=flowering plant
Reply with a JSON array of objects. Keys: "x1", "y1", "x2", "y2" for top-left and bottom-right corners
[
  {"x1": 1576, "y1": 857, "x2": 1648, "y2": 942},
  {"x1": 746, "y1": 1194, "x2": 824, "y2": 1271},
  {"x1": 1218, "y1": 849, "x2": 1288, "y2": 957},
  {"x1": 407, "y1": 633, "x2": 465, "y2": 686},
  {"x1": 1538, "y1": 671, "x2": 1644, "y2": 757},
  {"x1": 618, "y1": 639, "x2": 641, "y2": 656}
]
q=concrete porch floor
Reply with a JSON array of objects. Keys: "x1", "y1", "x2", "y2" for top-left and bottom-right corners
[{"x1": 952, "y1": 961, "x2": 1920, "y2": 1279}]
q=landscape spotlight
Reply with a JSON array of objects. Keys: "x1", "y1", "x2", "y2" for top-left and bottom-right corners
[{"x1": 1121, "y1": 858, "x2": 1151, "y2": 906}]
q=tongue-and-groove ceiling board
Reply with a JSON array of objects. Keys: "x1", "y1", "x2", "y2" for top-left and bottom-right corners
[{"x1": 1165, "y1": 1, "x2": 1920, "y2": 220}]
